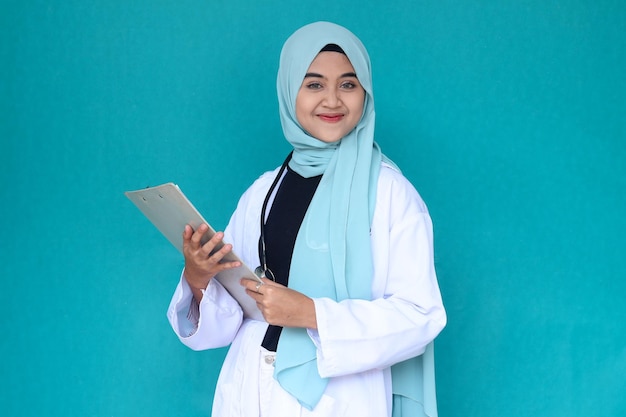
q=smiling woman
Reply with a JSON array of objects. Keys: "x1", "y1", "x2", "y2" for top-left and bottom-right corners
[
  {"x1": 166, "y1": 21, "x2": 446, "y2": 417},
  {"x1": 295, "y1": 45, "x2": 365, "y2": 143}
]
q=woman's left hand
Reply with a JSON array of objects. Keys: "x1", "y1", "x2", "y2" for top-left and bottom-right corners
[{"x1": 241, "y1": 278, "x2": 317, "y2": 329}]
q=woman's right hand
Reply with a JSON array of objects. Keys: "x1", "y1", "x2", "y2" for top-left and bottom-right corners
[{"x1": 182, "y1": 224, "x2": 241, "y2": 302}]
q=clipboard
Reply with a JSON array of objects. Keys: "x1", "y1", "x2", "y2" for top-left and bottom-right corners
[{"x1": 125, "y1": 182, "x2": 263, "y2": 321}]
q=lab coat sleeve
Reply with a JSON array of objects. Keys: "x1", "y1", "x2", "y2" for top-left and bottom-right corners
[
  {"x1": 166, "y1": 172, "x2": 275, "y2": 351},
  {"x1": 167, "y1": 271, "x2": 244, "y2": 351},
  {"x1": 309, "y1": 168, "x2": 447, "y2": 378}
]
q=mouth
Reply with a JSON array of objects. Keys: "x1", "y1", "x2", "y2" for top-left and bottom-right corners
[{"x1": 318, "y1": 113, "x2": 344, "y2": 123}]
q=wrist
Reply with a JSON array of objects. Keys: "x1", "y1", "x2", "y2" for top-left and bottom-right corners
[{"x1": 183, "y1": 268, "x2": 211, "y2": 289}]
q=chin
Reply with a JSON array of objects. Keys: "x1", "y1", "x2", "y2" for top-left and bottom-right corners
[
  {"x1": 314, "y1": 132, "x2": 345, "y2": 143},
  {"x1": 320, "y1": 138, "x2": 342, "y2": 143},
  {"x1": 317, "y1": 137, "x2": 342, "y2": 143}
]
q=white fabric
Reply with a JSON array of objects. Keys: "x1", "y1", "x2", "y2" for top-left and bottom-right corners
[{"x1": 167, "y1": 163, "x2": 447, "y2": 417}]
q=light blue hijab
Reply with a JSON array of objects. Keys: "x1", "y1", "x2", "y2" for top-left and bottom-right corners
[{"x1": 273, "y1": 21, "x2": 437, "y2": 417}]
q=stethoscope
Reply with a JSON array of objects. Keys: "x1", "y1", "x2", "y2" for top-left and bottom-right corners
[{"x1": 254, "y1": 151, "x2": 293, "y2": 281}]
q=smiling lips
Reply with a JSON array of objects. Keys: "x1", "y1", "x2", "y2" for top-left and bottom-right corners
[{"x1": 318, "y1": 113, "x2": 344, "y2": 123}]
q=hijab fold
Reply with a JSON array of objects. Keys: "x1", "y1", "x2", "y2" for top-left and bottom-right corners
[{"x1": 273, "y1": 21, "x2": 437, "y2": 417}]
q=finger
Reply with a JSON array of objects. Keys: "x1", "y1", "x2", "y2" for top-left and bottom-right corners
[
  {"x1": 190, "y1": 224, "x2": 209, "y2": 246},
  {"x1": 182, "y1": 224, "x2": 194, "y2": 240},
  {"x1": 260, "y1": 277, "x2": 278, "y2": 287},
  {"x1": 245, "y1": 287, "x2": 262, "y2": 298},
  {"x1": 201, "y1": 231, "x2": 224, "y2": 256},
  {"x1": 240, "y1": 278, "x2": 256, "y2": 291},
  {"x1": 241, "y1": 278, "x2": 263, "y2": 293},
  {"x1": 208, "y1": 253, "x2": 242, "y2": 272},
  {"x1": 244, "y1": 286, "x2": 264, "y2": 304},
  {"x1": 257, "y1": 278, "x2": 283, "y2": 294},
  {"x1": 182, "y1": 225, "x2": 196, "y2": 253}
]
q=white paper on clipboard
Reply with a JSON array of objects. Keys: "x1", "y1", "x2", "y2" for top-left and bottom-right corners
[{"x1": 125, "y1": 182, "x2": 263, "y2": 321}]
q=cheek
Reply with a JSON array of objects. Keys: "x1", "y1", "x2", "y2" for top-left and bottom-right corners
[
  {"x1": 348, "y1": 96, "x2": 365, "y2": 123},
  {"x1": 295, "y1": 94, "x2": 309, "y2": 125}
]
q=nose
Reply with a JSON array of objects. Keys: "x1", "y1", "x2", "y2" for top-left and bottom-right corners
[{"x1": 323, "y1": 87, "x2": 341, "y2": 108}]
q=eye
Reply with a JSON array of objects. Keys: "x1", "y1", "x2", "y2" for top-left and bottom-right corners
[
  {"x1": 305, "y1": 82, "x2": 323, "y2": 90},
  {"x1": 340, "y1": 80, "x2": 358, "y2": 90}
]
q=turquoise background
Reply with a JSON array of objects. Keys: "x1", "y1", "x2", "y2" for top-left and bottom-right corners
[{"x1": 2, "y1": 1, "x2": 624, "y2": 416}]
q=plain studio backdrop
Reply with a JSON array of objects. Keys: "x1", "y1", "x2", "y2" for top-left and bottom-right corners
[{"x1": 1, "y1": 1, "x2": 624, "y2": 416}]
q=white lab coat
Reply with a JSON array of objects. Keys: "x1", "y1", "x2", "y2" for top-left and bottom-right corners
[{"x1": 167, "y1": 163, "x2": 447, "y2": 417}]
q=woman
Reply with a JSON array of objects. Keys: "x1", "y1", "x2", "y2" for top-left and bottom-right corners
[{"x1": 167, "y1": 21, "x2": 446, "y2": 417}]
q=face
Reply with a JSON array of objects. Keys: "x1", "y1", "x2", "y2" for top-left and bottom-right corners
[{"x1": 295, "y1": 51, "x2": 365, "y2": 143}]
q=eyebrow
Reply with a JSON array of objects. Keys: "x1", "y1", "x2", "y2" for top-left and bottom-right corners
[{"x1": 304, "y1": 72, "x2": 358, "y2": 79}]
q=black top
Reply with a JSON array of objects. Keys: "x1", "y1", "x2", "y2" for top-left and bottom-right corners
[{"x1": 261, "y1": 166, "x2": 322, "y2": 351}]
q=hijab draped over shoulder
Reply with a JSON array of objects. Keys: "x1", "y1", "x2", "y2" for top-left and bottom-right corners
[{"x1": 273, "y1": 21, "x2": 437, "y2": 417}]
